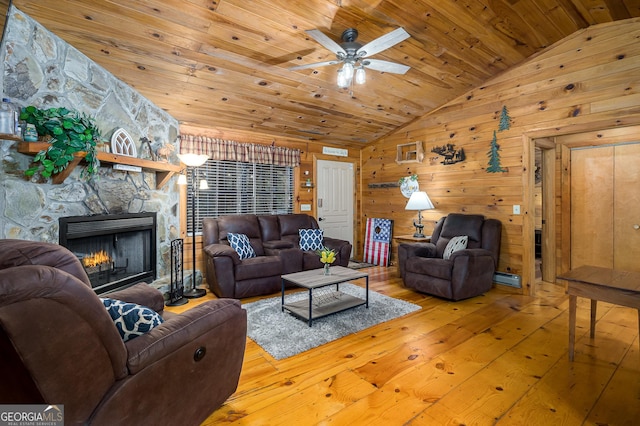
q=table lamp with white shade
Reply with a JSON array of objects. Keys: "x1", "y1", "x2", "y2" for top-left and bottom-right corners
[
  {"x1": 405, "y1": 191, "x2": 434, "y2": 238},
  {"x1": 177, "y1": 152, "x2": 210, "y2": 298}
]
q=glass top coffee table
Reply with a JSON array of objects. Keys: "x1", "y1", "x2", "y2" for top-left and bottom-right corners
[{"x1": 281, "y1": 265, "x2": 369, "y2": 326}]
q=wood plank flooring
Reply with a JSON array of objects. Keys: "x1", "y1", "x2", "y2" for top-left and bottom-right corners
[{"x1": 165, "y1": 266, "x2": 640, "y2": 425}]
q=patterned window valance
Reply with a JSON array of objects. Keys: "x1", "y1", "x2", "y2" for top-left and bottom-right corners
[{"x1": 179, "y1": 134, "x2": 300, "y2": 167}]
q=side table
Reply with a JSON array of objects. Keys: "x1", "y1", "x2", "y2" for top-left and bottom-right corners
[{"x1": 393, "y1": 234, "x2": 431, "y2": 244}]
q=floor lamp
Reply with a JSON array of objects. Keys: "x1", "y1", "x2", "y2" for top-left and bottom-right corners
[{"x1": 178, "y1": 153, "x2": 210, "y2": 298}]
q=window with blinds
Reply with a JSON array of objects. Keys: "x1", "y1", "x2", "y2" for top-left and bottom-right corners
[{"x1": 186, "y1": 160, "x2": 294, "y2": 234}]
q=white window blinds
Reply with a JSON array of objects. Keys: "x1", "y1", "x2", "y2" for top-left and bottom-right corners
[{"x1": 186, "y1": 160, "x2": 294, "y2": 234}]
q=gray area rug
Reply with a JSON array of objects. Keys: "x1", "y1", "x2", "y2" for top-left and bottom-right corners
[{"x1": 243, "y1": 284, "x2": 421, "y2": 360}]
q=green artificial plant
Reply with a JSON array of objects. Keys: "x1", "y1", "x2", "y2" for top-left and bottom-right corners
[{"x1": 20, "y1": 106, "x2": 102, "y2": 179}]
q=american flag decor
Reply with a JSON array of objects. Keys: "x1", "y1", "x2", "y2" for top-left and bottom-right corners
[{"x1": 364, "y1": 218, "x2": 393, "y2": 266}]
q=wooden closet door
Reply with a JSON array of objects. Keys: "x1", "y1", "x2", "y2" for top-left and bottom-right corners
[
  {"x1": 613, "y1": 143, "x2": 640, "y2": 271},
  {"x1": 571, "y1": 143, "x2": 640, "y2": 272},
  {"x1": 570, "y1": 146, "x2": 614, "y2": 269}
]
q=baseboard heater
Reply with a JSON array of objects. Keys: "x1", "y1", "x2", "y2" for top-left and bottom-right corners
[{"x1": 493, "y1": 271, "x2": 522, "y2": 288}]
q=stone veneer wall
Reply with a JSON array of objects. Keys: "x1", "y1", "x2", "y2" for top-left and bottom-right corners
[{"x1": 0, "y1": 5, "x2": 181, "y2": 280}]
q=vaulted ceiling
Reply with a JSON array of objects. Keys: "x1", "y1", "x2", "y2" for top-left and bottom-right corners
[{"x1": 11, "y1": 0, "x2": 640, "y2": 145}]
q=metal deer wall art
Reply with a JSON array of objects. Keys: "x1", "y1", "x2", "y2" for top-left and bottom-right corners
[{"x1": 431, "y1": 144, "x2": 466, "y2": 165}]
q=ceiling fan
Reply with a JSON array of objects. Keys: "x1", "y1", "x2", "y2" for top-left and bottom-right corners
[{"x1": 289, "y1": 27, "x2": 411, "y2": 88}]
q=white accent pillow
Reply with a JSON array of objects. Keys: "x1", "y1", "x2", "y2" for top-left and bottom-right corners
[{"x1": 443, "y1": 235, "x2": 468, "y2": 260}]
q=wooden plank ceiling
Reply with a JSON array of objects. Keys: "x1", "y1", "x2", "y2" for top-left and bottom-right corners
[{"x1": 11, "y1": 0, "x2": 640, "y2": 145}]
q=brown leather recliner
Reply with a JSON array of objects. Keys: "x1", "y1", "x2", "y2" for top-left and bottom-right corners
[
  {"x1": 398, "y1": 214, "x2": 501, "y2": 301},
  {"x1": 0, "y1": 239, "x2": 247, "y2": 426}
]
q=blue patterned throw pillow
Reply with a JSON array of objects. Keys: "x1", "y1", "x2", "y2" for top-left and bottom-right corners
[
  {"x1": 299, "y1": 228, "x2": 324, "y2": 251},
  {"x1": 100, "y1": 298, "x2": 164, "y2": 341},
  {"x1": 228, "y1": 233, "x2": 257, "y2": 260}
]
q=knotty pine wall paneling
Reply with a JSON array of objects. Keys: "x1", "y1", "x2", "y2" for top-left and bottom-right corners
[{"x1": 362, "y1": 18, "x2": 640, "y2": 296}]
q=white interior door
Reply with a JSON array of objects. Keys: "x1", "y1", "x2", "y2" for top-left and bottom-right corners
[{"x1": 316, "y1": 160, "x2": 354, "y2": 254}]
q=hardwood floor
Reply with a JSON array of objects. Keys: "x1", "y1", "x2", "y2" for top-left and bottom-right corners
[{"x1": 166, "y1": 266, "x2": 640, "y2": 425}]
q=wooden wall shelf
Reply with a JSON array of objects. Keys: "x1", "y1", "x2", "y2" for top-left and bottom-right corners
[
  {"x1": 395, "y1": 141, "x2": 424, "y2": 164},
  {"x1": 17, "y1": 142, "x2": 182, "y2": 189},
  {"x1": 0, "y1": 133, "x2": 24, "y2": 142}
]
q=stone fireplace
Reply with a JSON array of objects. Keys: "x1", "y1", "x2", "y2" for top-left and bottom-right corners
[
  {"x1": 1, "y1": 7, "x2": 181, "y2": 291},
  {"x1": 59, "y1": 213, "x2": 157, "y2": 294}
]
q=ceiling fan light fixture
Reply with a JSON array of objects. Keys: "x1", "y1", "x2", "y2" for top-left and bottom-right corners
[
  {"x1": 295, "y1": 27, "x2": 410, "y2": 89},
  {"x1": 341, "y1": 62, "x2": 354, "y2": 80},
  {"x1": 355, "y1": 67, "x2": 366, "y2": 84},
  {"x1": 337, "y1": 69, "x2": 348, "y2": 88}
]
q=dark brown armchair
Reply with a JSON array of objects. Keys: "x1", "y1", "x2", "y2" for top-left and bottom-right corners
[
  {"x1": 0, "y1": 239, "x2": 247, "y2": 425},
  {"x1": 398, "y1": 214, "x2": 501, "y2": 301}
]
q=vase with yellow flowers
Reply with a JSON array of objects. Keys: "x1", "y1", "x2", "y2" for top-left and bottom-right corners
[{"x1": 318, "y1": 246, "x2": 336, "y2": 275}]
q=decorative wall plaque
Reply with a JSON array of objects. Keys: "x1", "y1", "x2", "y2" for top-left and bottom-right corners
[
  {"x1": 431, "y1": 144, "x2": 465, "y2": 165},
  {"x1": 111, "y1": 128, "x2": 137, "y2": 157},
  {"x1": 398, "y1": 174, "x2": 419, "y2": 198}
]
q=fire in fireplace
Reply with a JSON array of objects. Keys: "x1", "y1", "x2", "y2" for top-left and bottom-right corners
[
  {"x1": 59, "y1": 213, "x2": 157, "y2": 294},
  {"x1": 82, "y1": 249, "x2": 112, "y2": 269}
]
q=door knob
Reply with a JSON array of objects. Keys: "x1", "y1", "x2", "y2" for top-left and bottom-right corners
[
  {"x1": 318, "y1": 217, "x2": 325, "y2": 221},
  {"x1": 634, "y1": 224, "x2": 640, "y2": 230}
]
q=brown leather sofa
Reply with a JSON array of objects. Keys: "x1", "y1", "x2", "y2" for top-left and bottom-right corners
[
  {"x1": 398, "y1": 214, "x2": 501, "y2": 301},
  {"x1": 0, "y1": 239, "x2": 247, "y2": 425},
  {"x1": 202, "y1": 213, "x2": 352, "y2": 298}
]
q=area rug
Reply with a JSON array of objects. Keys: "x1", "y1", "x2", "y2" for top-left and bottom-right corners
[{"x1": 243, "y1": 284, "x2": 421, "y2": 360}]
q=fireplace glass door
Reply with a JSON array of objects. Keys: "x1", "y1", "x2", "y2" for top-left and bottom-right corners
[{"x1": 59, "y1": 213, "x2": 157, "y2": 294}]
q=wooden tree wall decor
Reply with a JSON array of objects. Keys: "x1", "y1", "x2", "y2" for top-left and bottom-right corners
[
  {"x1": 431, "y1": 144, "x2": 466, "y2": 165},
  {"x1": 499, "y1": 105, "x2": 511, "y2": 131},
  {"x1": 487, "y1": 130, "x2": 507, "y2": 173},
  {"x1": 486, "y1": 105, "x2": 511, "y2": 173}
]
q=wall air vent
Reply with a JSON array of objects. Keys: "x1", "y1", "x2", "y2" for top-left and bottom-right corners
[{"x1": 493, "y1": 272, "x2": 522, "y2": 288}]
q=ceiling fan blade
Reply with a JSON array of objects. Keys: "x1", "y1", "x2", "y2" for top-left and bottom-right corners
[
  {"x1": 358, "y1": 27, "x2": 410, "y2": 58},
  {"x1": 305, "y1": 29, "x2": 346, "y2": 56},
  {"x1": 289, "y1": 60, "x2": 341, "y2": 71},
  {"x1": 362, "y1": 59, "x2": 411, "y2": 74}
]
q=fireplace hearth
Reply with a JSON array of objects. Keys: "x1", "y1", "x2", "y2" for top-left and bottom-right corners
[{"x1": 59, "y1": 213, "x2": 157, "y2": 294}]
